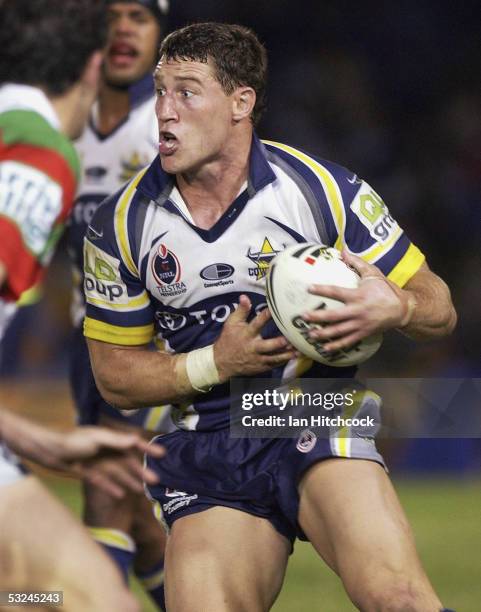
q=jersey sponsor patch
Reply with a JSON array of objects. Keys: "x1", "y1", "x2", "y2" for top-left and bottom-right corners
[
  {"x1": 350, "y1": 182, "x2": 400, "y2": 243},
  {"x1": 0, "y1": 161, "x2": 62, "y2": 258},
  {"x1": 84, "y1": 239, "x2": 129, "y2": 305},
  {"x1": 246, "y1": 236, "x2": 281, "y2": 280}
]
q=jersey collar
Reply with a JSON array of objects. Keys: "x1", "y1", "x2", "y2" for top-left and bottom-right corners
[{"x1": 137, "y1": 132, "x2": 277, "y2": 205}]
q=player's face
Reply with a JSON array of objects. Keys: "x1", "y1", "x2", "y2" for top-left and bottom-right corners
[
  {"x1": 154, "y1": 59, "x2": 238, "y2": 176},
  {"x1": 104, "y1": 3, "x2": 160, "y2": 86}
]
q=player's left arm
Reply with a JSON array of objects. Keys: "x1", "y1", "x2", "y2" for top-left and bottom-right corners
[{"x1": 304, "y1": 253, "x2": 457, "y2": 352}]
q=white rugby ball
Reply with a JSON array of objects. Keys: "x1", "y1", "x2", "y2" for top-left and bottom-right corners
[{"x1": 266, "y1": 243, "x2": 382, "y2": 367}]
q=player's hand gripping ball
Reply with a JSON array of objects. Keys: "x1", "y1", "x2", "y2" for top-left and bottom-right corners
[{"x1": 266, "y1": 244, "x2": 382, "y2": 366}]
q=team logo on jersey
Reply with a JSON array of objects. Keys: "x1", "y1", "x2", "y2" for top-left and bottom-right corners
[
  {"x1": 152, "y1": 243, "x2": 187, "y2": 296},
  {"x1": 200, "y1": 263, "x2": 235, "y2": 288},
  {"x1": 155, "y1": 311, "x2": 187, "y2": 331},
  {"x1": 119, "y1": 152, "x2": 150, "y2": 183},
  {"x1": 247, "y1": 237, "x2": 280, "y2": 281}
]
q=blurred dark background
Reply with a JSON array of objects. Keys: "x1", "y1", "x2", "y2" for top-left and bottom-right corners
[{"x1": 1, "y1": 1, "x2": 480, "y2": 469}]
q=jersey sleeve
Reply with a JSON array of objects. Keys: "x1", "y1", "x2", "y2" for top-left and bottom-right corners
[
  {"x1": 342, "y1": 178, "x2": 425, "y2": 287},
  {"x1": 83, "y1": 174, "x2": 155, "y2": 346},
  {"x1": 310, "y1": 159, "x2": 425, "y2": 288}
]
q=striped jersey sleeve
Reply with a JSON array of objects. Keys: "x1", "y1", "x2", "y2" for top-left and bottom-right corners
[
  {"x1": 263, "y1": 140, "x2": 425, "y2": 287},
  {"x1": 0, "y1": 110, "x2": 79, "y2": 301},
  {"x1": 83, "y1": 169, "x2": 155, "y2": 346}
]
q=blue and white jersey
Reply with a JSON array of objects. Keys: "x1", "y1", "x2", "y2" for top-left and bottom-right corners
[
  {"x1": 68, "y1": 75, "x2": 158, "y2": 327},
  {"x1": 83, "y1": 135, "x2": 425, "y2": 431}
]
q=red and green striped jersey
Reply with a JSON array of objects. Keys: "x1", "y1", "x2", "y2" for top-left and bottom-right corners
[{"x1": 0, "y1": 87, "x2": 80, "y2": 318}]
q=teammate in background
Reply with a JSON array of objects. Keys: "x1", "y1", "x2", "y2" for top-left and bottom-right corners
[
  {"x1": 84, "y1": 22, "x2": 457, "y2": 612},
  {"x1": 68, "y1": 1, "x2": 169, "y2": 605},
  {"x1": 0, "y1": 1, "x2": 161, "y2": 609}
]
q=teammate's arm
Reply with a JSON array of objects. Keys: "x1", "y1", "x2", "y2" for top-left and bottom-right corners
[
  {"x1": 87, "y1": 294, "x2": 297, "y2": 410},
  {"x1": 303, "y1": 253, "x2": 456, "y2": 352}
]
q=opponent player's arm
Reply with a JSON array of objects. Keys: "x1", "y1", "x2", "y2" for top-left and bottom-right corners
[
  {"x1": 0, "y1": 408, "x2": 164, "y2": 497},
  {"x1": 303, "y1": 254, "x2": 456, "y2": 352},
  {"x1": 87, "y1": 294, "x2": 297, "y2": 410}
]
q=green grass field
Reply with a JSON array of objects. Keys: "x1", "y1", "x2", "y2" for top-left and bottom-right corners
[{"x1": 43, "y1": 476, "x2": 481, "y2": 611}]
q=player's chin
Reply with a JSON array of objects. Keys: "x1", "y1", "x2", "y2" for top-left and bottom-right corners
[
  {"x1": 104, "y1": 65, "x2": 144, "y2": 88},
  {"x1": 159, "y1": 153, "x2": 188, "y2": 175},
  {"x1": 159, "y1": 155, "x2": 178, "y2": 174}
]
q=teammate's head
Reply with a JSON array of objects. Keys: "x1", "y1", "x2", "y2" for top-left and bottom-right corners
[
  {"x1": 104, "y1": 1, "x2": 168, "y2": 88},
  {"x1": 158, "y1": 22, "x2": 267, "y2": 126},
  {"x1": 0, "y1": 0, "x2": 108, "y2": 96}
]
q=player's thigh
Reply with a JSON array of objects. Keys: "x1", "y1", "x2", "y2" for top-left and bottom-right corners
[
  {"x1": 0, "y1": 475, "x2": 138, "y2": 612},
  {"x1": 298, "y1": 459, "x2": 438, "y2": 606},
  {"x1": 165, "y1": 506, "x2": 290, "y2": 612}
]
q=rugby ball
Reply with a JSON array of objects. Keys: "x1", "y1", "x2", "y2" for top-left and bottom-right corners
[{"x1": 266, "y1": 243, "x2": 382, "y2": 367}]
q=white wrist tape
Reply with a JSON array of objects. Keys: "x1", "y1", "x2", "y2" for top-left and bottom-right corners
[{"x1": 185, "y1": 345, "x2": 220, "y2": 393}]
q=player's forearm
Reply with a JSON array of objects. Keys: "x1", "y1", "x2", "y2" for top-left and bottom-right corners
[
  {"x1": 87, "y1": 339, "x2": 199, "y2": 409},
  {"x1": 0, "y1": 409, "x2": 66, "y2": 468},
  {"x1": 397, "y1": 271, "x2": 457, "y2": 340}
]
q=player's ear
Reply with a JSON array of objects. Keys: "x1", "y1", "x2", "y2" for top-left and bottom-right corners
[{"x1": 232, "y1": 87, "x2": 256, "y2": 123}]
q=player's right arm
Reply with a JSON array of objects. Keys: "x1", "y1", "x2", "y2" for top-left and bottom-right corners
[
  {"x1": 87, "y1": 294, "x2": 295, "y2": 410},
  {"x1": 84, "y1": 183, "x2": 295, "y2": 410}
]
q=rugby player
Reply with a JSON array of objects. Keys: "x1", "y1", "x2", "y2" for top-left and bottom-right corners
[
  {"x1": 0, "y1": 1, "x2": 161, "y2": 608},
  {"x1": 68, "y1": 1, "x2": 170, "y2": 604},
  {"x1": 84, "y1": 22, "x2": 458, "y2": 612}
]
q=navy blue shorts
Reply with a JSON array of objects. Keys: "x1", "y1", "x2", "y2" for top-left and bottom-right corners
[
  {"x1": 146, "y1": 420, "x2": 385, "y2": 545},
  {"x1": 69, "y1": 326, "x2": 172, "y2": 431}
]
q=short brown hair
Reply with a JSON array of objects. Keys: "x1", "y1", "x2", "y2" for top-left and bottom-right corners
[{"x1": 159, "y1": 22, "x2": 268, "y2": 126}]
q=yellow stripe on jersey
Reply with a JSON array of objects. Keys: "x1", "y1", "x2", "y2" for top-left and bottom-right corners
[
  {"x1": 263, "y1": 140, "x2": 346, "y2": 248},
  {"x1": 387, "y1": 243, "x2": 425, "y2": 288},
  {"x1": 114, "y1": 167, "x2": 148, "y2": 277},
  {"x1": 334, "y1": 389, "x2": 379, "y2": 458},
  {"x1": 89, "y1": 527, "x2": 135, "y2": 552},
  {"x1": 145, "y1": 405, "x2": 170, "y2": 431},
  {"x1": 17, "y1": 283, "x2": 43, "y2": 306},
  {"x1": 84, "y1": 316, "x2": 153, "y2": 345},
  {"x1": 357, "y1": 226, "x2": 404, "y2": 263},
  {"x1": 87, "y1": 290, "x2": 150, "y2": 311},
  {"x1": 138, "y1": 568, "x2": 165, "y2": 590}
]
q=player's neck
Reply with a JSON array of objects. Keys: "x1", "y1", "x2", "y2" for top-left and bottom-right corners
[
  {"x1": 176, "y1": 130, "x2": 252, "y2": 230},
  {"x1": 96, "y1": 81, "x2": 131, "y2": 136}
]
